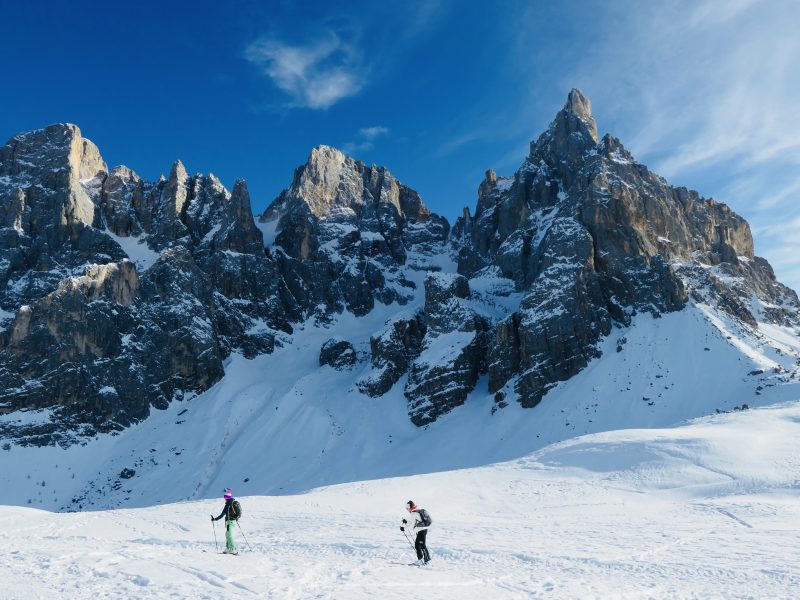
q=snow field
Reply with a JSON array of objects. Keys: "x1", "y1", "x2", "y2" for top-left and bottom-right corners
[{"x1": 3, "y1": 401, "x2": 800, "y2": 598}]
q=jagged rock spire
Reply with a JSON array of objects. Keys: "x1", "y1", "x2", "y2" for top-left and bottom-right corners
[
  {"x1": 548, "y1": 88, "x2": 597, "y2": 144},
  {"x1": 529, "y1": 88, "x2": 598, "y2": 187},
  {"x1": 564, "y1": 88, "x2": 595, "y2": 135}
]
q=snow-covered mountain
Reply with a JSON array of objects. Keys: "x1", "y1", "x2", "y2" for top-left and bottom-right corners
[{"x1": 1, "y1": 90, "x2": 799, "y2": 511}]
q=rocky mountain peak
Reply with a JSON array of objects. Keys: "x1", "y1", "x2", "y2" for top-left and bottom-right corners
[
  {"x1": 256, "y1": 145, "x2": 449, "y2": 316},
  {"x1": 263, "y1": 144, "x2": 441, "y2": 238},
  {"x1": 530, "y1": 89, "x2": 599, "y2": 181},
  {"x1": 265, "y1": 144, "x2": 435, "y2": 225},
  {"x1": 565, "y1": 88, "x2": 594, "y2": 123},
  {"x1": 108, "y1": 164, "x2": 139, "y2": 181},
  {"x1": 164, "y1": 159, "x2": 190, "y2": 213},
  {"x1": 230, "y1": 178, "x2": 251, "y2": 212},
  {"x1": 293, "y1": 144, "x2": 354, "y2": 218},
  {"x1": 0, "y1": 122, "x2": 109, "y2": 236},
  {"x1": 168, "y1": 159, "x2": 188, "y2": 184},
  {"x1": 479, "y1": 169, "x2": 498, "y2": 194},
  {"x1": 598, "y1": 133, "x2": 635, "y2": 163},
  {"x1": 308, "y1": 143, "x2": 345, "y2": 166},
  {"x1": 2, "y1": 123, "x2": 107, "y2": 180},
  {"x1": 559, "y1": 88, "x2": 597, "y2": 146},
  {"x1": 452, "y1": 89, "x2": 799, "y2": 415},
  {"x1": 214, "y1": 178, "x2": 263, "y2": 254}
]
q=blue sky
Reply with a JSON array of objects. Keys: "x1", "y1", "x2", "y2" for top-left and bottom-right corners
[{"x1": 1, "y1": 0, "x2": 798, "y2": 291}]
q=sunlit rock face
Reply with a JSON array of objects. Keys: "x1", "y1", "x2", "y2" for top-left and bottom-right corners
[{"x1": 260, "y1": 144, "x2": 449, "y2": 318}]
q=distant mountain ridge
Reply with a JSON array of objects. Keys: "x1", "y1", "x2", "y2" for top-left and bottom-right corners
[{"x1": 0, "y1": 90, "x2": 798, "y2": 447}]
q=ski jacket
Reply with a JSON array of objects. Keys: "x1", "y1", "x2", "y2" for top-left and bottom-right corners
[
  {"x1": 406, "y1": 508, "x2": 429, "y2": 532},
  {"x1": 213, "y1": 499, "x2": 234, "y2": 522}
]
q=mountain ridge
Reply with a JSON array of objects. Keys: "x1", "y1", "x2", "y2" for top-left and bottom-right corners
[{"x1": 0, "y1": 90, "x2": 798, "y2": 452}]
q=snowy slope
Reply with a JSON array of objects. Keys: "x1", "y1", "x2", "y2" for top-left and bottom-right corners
[
  {"x1": 2, "y1": 401, "x2": 800, "y2": 599},
  {"x1": 1, "y1": 283, "x2": 798, "y2": 511}
]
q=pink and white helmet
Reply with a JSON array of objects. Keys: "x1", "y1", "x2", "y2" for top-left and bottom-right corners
[{"x1": 223, "y1": 488, "x2": 233, "y2": 500}]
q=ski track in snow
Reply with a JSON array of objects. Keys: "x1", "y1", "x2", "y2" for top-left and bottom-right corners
[{"x1": 3, "y1": 402, "x2": 800, "y2": 598}]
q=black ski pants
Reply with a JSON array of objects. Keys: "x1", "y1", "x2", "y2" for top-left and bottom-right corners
[{"x1": 415, "y1": 529, "x2": 431, "y2": 562}]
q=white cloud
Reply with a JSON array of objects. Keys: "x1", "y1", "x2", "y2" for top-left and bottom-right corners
[
  {"x1": 245, "y1": 34, "x2": 364, "y2": 110},
  {"x1": 358, "y1": 126, "x2": 389, "y2": 140},
  {"x1": 341, "y1": 125, "x2": 389, "y2": 156},
  {"x1": 560, "y1": 0, "x2": 800, "y2": 292},
  {"x1": 242, "y1": 2, "x2": 450, "y2": 112}
]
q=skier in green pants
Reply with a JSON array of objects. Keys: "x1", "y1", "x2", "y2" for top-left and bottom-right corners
[{"x1": 211, "y1": 488, "x2": 241, "y2": 554}]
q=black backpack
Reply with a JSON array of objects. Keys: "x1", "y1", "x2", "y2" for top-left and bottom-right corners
[
  {"x1": 418, "y1": 508, "x2": 432, "y2": 527},
  {"x1": 229, "y1": 499, "x2": 242, "y2": 520}
]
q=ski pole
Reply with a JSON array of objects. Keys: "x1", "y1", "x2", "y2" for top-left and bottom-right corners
[
  {"x1": 402, "y1": 529, "x2": 415, "y2": 551},
  {"x1": 236, "y1": 520, "x2": 253, "y2": 552},
  {"x1": 211, "y1": 517, "x2": 219, "y2": 552}
]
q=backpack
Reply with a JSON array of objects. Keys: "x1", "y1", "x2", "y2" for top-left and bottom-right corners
[
  {"x1": 229, "y1": 499, "x2": 242, "y2": 520},
  {"x1": 418, "y1": 508, "x2": 432, "y2": 527}
]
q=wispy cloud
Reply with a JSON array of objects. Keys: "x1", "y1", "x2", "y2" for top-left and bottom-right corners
[
  {"x1": 556, "y1": 0, "x2": 800, "y2": 292},
  {"x1": 688, "y1": 0, "x2": 760, "y2": 27},
  {"x1": 570, "y1": 1, "x2": 800, "y2": 177},
  {"x1": 435, "y1": 131, "x2": 484, "y2": 156},
  {"x1": 244, "y1": 34, "x2": 364, "y2": 110},
  {"x1": 243, "y1": 1, "x2": 450, "y2": 112},
  {"x1": 358, "y1": 126, "x2": 389, "y2": 140},
  {"x1": 341, "y1": 125, "x2": 389, "y2": 155}
]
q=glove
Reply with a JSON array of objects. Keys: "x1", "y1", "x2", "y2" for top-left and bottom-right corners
[
  {"x1": 402, "y1": 519, "x2": 407, "y2": 524},
  {"x1": 400, "y1": 526, "x2": 404, "y2": 531}
]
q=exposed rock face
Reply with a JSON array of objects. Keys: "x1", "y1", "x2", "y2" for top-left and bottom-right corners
[
  {"x1": 260, "y1": 145, "x2": 449, "y2": 317},
  {"x1": 0, "y1": 252, "x2": 225, "y2": 444},
  {"x1": 0, "y1": 125, "x2": 292, "y2": 444},
  {"x1": 404, "y1": 273, "x2": 489, "y2": 425},
  {"x1": 101, "y1": 166, "x2": 147, "y2": 237},
  {"x1": 319, "y1": 339, "x2": 357, "y2": 370},
  {"x1": 453, "y1": 88, "x2": 799, "y2": 409},
  {"x1": 0, "y1": 124, "x2": 127, "y2": 309},
  {"x1": 0, "y1": 123, "x2": 107, "y2": 231},
  {"x1": 423, "y1": 273, "x2": 474, "y2": 332},
  {"x1": 357, "y1": 313, "x2": 427, "y2": 397}
]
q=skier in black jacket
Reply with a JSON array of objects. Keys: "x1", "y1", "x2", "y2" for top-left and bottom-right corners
[
  {"x1": 400, "y1": 499, "x2": 431, "y2": 565},
  {"x1": 211, "y1": 488, "x2": 238, "y2": 554}
]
